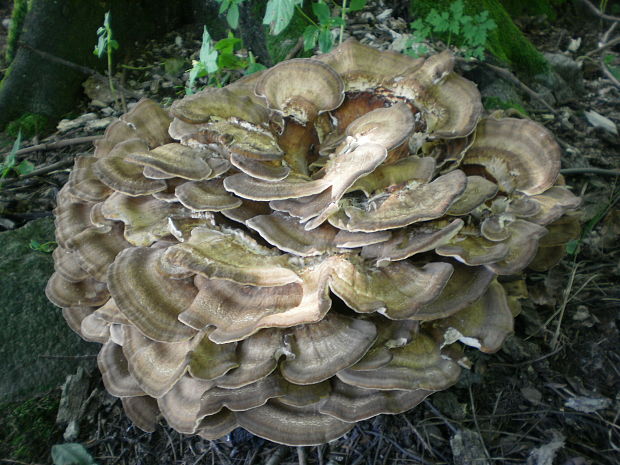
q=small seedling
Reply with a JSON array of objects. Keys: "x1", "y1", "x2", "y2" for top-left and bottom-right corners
[
  {"x1": 303, "y1": 0, "x2": 366, "y2": 53},
  {"x1": 1, "y1": 131, "x2": 34, "y2": 183},
  {"x1": 93, "y1": 11, "x2": 119, "y2": 99},
  {"x1": 29, "y1": 240, "x2": 56, "y2": 253},
  {"x1": 407, "y1": 0, "x2": 496, "y2": 60}
]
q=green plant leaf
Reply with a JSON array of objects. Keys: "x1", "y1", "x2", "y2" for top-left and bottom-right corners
[
  {"x1": 348, "y1": 0, "x2": 366, "y2": 12},
  {"x1": 312, "y1": 1, "x2": 331, "y2": 24},
  {"x1": 318, "y1": 27, "x2": 333, "y2": 53},
  {"x1": 263, "y1": 0, "x2": 303, "y2": 35},
  {"x1": 198, "y1": 27, "x2": 219, "y2": 74},
  {"x1": 15, "y1": 160, "x2": 34, "y2": 176},
  {"x1": 565, "y1": 239, "x2": 580, "y2": 256},
  {"x1": 303, "y1": 24, "x2": 319, "y2": 51},
  {"x1": 51, "y1": 443, "x2": 96, "y2": 465},
  {"x1": 227, "y1": 3, "x2": 240, "y2": 29}
]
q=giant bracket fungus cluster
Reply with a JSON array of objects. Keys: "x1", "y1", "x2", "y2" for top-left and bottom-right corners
[{"x1": 47, "y1": 40, "x2": 581, "y2": 445}]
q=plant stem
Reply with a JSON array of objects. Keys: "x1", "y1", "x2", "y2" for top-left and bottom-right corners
[
  {"x1": 295, "y1": 5, "x2": 318, "y2": 27},
  {"x1": 339, "y1": 0, "x2": 348, "y2": 45}
]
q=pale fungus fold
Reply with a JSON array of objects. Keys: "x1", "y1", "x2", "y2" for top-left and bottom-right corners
[{"x1": 48, "y1": 40, "x2": 580, "y2": 446}]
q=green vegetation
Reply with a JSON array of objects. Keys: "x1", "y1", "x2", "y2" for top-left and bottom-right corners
[
  {"x1": 1, "y1": 131, "x2": 34, "y2": 183},
  {"x1": 93, "y1": 11, "x2": 119, "y2": 100},
  {"x1": 410, "y1": 0, "x2": 549, "y2": 75},
  {"x1": 0, "y1": 392, "x2": 62, "y2": 462},
  {"x1": 52, "y1": 443, "x2": 97, "y2": 465},
  {"x1": 29, "y1": 239, "x2": 57, "y2": 253},
  {"x1": 407, "y1": 0, "x2": 497, "y2": 60},
  {"x1": 6, "y1": 113, "x2": 48, "y2": 139}
]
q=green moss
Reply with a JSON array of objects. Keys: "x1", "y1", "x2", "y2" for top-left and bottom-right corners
[
  {"x1": 410, "y1": 0, "x2": 549, "y2": 76},
  {"x1": 483, "y1": 96, "x2": 529, "y2": 116},
  {"x1": 6, "y1": 113, "x2": 49, "y2": 138},
  {"x1": 0, "y1": 391, "x2": 62, "y2": 462},
  {"x1": 5, "y1": 0, "x2": 30, "y2": 65}
]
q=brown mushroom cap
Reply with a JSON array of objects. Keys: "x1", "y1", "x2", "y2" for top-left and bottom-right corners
[
  {"x1": 98, "y1": 341, "x2": 145, "y2": 397},
  {"x1": 175, "y1": 179, "x2": 242, "y2": 212},
  {"x1": 121, "y1": 396, "x2": 160, "y2": 433},
  {"x1": 462, "y1": 117, "x2": 561, "y2": 195},
  {"x1": 344, "y1": 103, "x2": 415, "y2": 150},
  {"x1": 447, "y1": 176, "x2": 498, "y2": 215},
  {"x1": 158, "y1": 375, "x2": 215, "y2": 433},
  {"x1": 67, "y1": 155, "x2": 112, "y2": 202},
  {"x1": 255, "y1": 59, "x2": 345, "y2": 124}
]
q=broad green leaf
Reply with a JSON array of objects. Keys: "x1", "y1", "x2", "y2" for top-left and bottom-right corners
[
  {"x1": 199, "y1": 27, "x2": 219, "y2": 74},
  {"x1": 312, "y1": 1, "x2": 331, "y2": 24},
  {"x1": 318, "y1": 27, "x2": 333, "y2": 53},
  {"x1": 349, "y1": 0, "x2": 366, "y2": 12},
  {"x1": 51, "y1": 443, "x2": 96, "y2": 465},
  {"x1": 263, "y1": 0, "x2": 302, "y2": 35},
  {"x1": 246, "y1": 61, "x2": 267, "y2": 74},
  {"x1": 303, "y1": 24, "x2": 319, "y2": 51},
  {"x1": 218, "y1": 0, "x2": 230, "y2": 14},
  {"x1": 227, "y1": 3, "x2": 240, "y2": 29}
]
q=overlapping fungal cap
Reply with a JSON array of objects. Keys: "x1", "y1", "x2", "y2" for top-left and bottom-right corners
[{"x1": 48, "y1": 40, "x2": 581, "y2": 446}]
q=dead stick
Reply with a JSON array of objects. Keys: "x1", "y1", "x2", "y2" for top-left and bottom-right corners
[
  {"x1": 0, "y1": 158, "x2": 74, "y2": 187},
  {"x1": 561, "y1": 167, "x2": 620, "y2": 176},
  {"x1": 2, "y1": 135, "x2": 102, "y2": 159},
  {"x1": 578, "y1": 0, "x2": 620, "y2": 22},
  {"x1": 284, "y1": 37, "x2": 304, "y2": 61}
]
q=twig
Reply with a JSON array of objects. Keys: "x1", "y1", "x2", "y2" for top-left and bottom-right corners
[
  {"x1": 561, "y1": 167, "x2": 620, "y2": 176},
  {"x1": 584, "y1": 36, "x2": 620, "y2": 57},
  {"x1": 284, "y1": 36, "x2": 305, "y2": 61},
  {"x1": 600, "y1": 56, "x2": 620, "y2": 88},
  {"x1": 0, "y1": 158, "x2": 75, "y2": 187},
  {"x1": 468, "y1": 386, "x2": 492, "y2": 463},
  {"x1": 578, "y1": 0, "x2": 620, "y2": 22},
  {"x1": 265, "y1": 446, "x2": 289, "y2": 465},
  {"x1": 455, "y1": 57, "x2": 558, "y2": 115},
  {"x1": 19, "y1": 42, "x2": 143, "y2": 99},
  {"x1": 1, "y1": 135, "x2": 102, "y2": 159},
  {"x1": 297, "y1": 446, "x2": 307, "y2": 465}
]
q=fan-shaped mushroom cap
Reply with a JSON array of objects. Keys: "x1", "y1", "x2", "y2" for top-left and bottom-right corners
[
  {"x1": 337, "y1": 332, "x2": 461, "y2": 391},
  {"x1": 333, "y1": 229, "x2": 391, "y2": 248},
  {"x1": 350, "y1": 156, "x2": 436, "y2": 196},
  {"x1": 45, "y1": 272, "x2": 108, "y2": 308},
  {"x1": 187, "y1": 331, "x2": 238, "y2": 380},
  {"x1": 255, "y1": 58, "x2": 345, "y2": 124},
  {"x1": 94, "y1": 120, "x2": 139, "y2": 157},
  {"x1": 447, "y1": 176, "x2": 498, "y2": 215},
  {"x1": 107, "y1": 247, "x2": 197, "y2": 342},
  {"x1": 345, "y1": 103, "x2": 414, "y2": 150},
  {"x1": 122, "y1": 325, "x2": 195, "y2": 397},
  {"x1": 93, "y1": 139, "x2": 167, "y2": 196},
  {"x1": 436, "y1": 232, "x2": 510, "y2": 266},
  {"x1": 413, "y1": 262, "x2": 495, "y2": 320},
  {"x1": 179, "y1": 275, "x2": 303, "y2": 343},
  {"x1": 124, "y1": 143, "x2": 225, "y2": 181},
  {"x1": 94, "y1": 299, "x2": 131, "y2": 325},
  {"x1": 316, "y1": 38, "x2": 424, "y2": 90},
  {"x1": 120, "y1": 98, "x2": 172, "y2": 148},
  {"x1": 54, "y1": 199, "x2": 96, "y2": 249},
  {"x1": 330, "y1": 170, "x2": 467, "y2": 232},
  {"x1": 434, "y1": 281, "x2": 513, "y2": 353},
  {"x1": 281, "y1": 313, "x2": 377, "y2": 384},
  {"x1": 224, "y1": 173, "x2": 326, "y2": 201},
  {"x1": 247, "y1": 212, "x2": 337, "y2": 256},
  {"x1": 528, "y1": 186, "x2": 581, "y2": 225},
  {"x1": 236, "y1": 399, "x2": 354, "y2": 446},
  {"x1": 215, "y1": 329, "x2": 283, "y2": 389},
  {"x1": 121, "y1": 396, "x2": 160, "y2": 432},
  {"x1": 462, "y1": 118, "x2": 561, "y2": 195},
  {"x1": 101, "y1": 192, "x2": 193, "y2": 246},
  {"x1": 200, "y1": 374, "x2": 285, "y2": 415},
  {"x1": 197, "y1": 409, "x2": 239, "y2": 440},
  {"x1": 66, "y1": 223, "x2": 131, "y2": 281},
  {"x1": 175, "y1": 179, "x2": 242, "y2": 212},
  {"x1": 486, "y1": 220, "x2": 548, "y2": 275},
  {"x1": 362, "y1": 219, "x2": 464, "y2": 266},
  {"x1": 80, "y1": 313, "x2": 110, "y2": 343},
  {"x1": 320, "y1": 380, "x2": 432, "y2": 422},
  {"x1": 329, "y1": 258, "x2": 453, "y2": 319},
  {"x1": 158, "y1": 375, "x2": 215, "y2": 434},
  {"x1": 53, "y1": 247, "x2": 89, "y2": 282},
  {"x1": 170, "y1": 87, "x2": 270, "y2": 125},
  {"x1": 67, "y1": 156, "x2": 112, "y2": 202},
  {"x1": 161, "y1": 227, "x2": 300, "y2": 287},
  {"x1": 98, "y1": 341, "x2": 145, "y2": 397}
]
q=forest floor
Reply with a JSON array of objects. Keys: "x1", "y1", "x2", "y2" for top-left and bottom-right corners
[{"x1": 0, "y1": 1, "x2": 619, "y2": 465}]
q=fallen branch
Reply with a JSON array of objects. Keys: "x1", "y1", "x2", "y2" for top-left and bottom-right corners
[
  {"x1": 1, "y1": 135, "x2": 102, "y2": 159},
  {"x1": 0, "y1": 158, "x2": 75, "y2": 187},
  {"x1": 578, "y1": 0, "x2": 620, "y2": 22},
  {"x1": 561, "y1": 167, "x2": 620, "y2": 176}
]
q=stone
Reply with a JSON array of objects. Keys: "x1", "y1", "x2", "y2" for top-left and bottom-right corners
[{"x1": 0, "y1": 218, "x2": 98, "y2": 403}]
